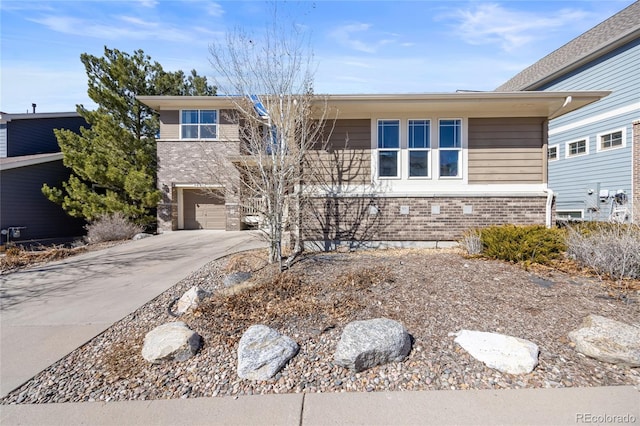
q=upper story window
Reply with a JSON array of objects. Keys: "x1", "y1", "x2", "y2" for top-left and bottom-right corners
[
  {"x1": 181, "y1": 110, "x2": 218, "y2": 139},
  {"x1": 377, "y1": 119, "x2": 400, "y2": 177},
  {"x1": 548, "y1": 145, "x2": 558, "y2": 161},
  {"x1": 408, "y1": 119, "x2": 430, "y2": 177},
  {"x1": 597, "y1": 129, "x2": 625, "y2": 152},
  {"x1": 566, "y1": 138, "x2": 588, "y2": 158},
  {"x1": 439, "y1": 119, "x2": 461, "y2": 178}
]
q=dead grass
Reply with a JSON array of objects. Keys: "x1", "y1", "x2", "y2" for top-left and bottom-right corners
[{"x1": 0, "y1": 245, "x2": 88, "y2": 272}]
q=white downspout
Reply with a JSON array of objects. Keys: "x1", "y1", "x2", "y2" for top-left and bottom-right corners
[{"x1": 544, "y1": 188, "x2": 554, "y2": 228}]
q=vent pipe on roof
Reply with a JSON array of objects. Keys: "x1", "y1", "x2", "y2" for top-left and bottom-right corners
[{"x1": 32, "y1": 103, "x2": 37, "y2": 114}]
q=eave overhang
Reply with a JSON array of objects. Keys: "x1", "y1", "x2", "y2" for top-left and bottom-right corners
[{"x1": 138, "y1": 91, "x2": 610, "y2": 121}]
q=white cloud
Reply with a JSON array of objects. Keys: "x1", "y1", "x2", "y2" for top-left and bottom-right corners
[
  {"x1": 329, "y1": 23, "x2": 376, "y2": 53},
  {"x1": 447, "y1": 3, "x2": 589, "y2": 52},
  {"x1": 137, "y1": 0, "x2": 158, "y2": 8},
  {"x1": 206, "y1": 1, "x2": 224, "y2": 17}
]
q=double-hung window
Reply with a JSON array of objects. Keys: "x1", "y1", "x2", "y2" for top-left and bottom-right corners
[
  {"x1": 377, "y1": 119, "x2": 400, "y2": 177},
  {"x1": 439, "y1": 119, "x2": 461, "y2": 178},
  {"x1": 408, "y1": 119, "x2": 430, "y2": 177},
  {"x1": 181, "y1": 110, "x2": 218, "y2": 139}
]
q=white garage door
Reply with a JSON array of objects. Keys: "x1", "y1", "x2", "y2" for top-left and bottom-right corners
[{"x1": 182, "y1": 190, "x2": 225, "y2": 230}]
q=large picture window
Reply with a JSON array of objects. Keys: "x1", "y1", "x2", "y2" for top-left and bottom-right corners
[
  {"x1": 439, "y1": 119, "x2": 461, "y2": 177},
  {"x1": 377, "y1": 119, "x2": 400, "y2": 177},
  {"x1": 181, "y1": 110, "x2": 218, "y2": 139},
  {"x1": 408, "y1": 119, "x2": 430, "y2": 177}
]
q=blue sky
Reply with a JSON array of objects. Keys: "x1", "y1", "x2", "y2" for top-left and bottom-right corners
[{"x1": 0, "y1": 0, "x2": 635, "y2": 113}]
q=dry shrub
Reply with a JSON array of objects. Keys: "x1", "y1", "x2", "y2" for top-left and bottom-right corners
[
  {"x1": 0, "y1": 245, "x2": 87, "y2": 272},
  {"x1": 224, "y1": 250, "x2": 269, "y2": 273},
  {"x1": 566, "y1": 222, "x2": 640, "y2": 281},
  {"x1": 85, "y1": 212, "x2": 144, "y2": 244},
  {"x1": 193, "y1": 265, "x2": 394, "y2": 345},
  {"x1": 102, "y1": 334, "x2": 145, "y2": 380},
  {"x1": 459, "y1": 229, "x2": 483, "y2": 255}
]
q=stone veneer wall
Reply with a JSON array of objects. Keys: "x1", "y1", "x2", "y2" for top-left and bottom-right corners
[
  {"x1": 633, "y1": 121, "x2": 640, "y2": 224},
  {"x1": 156, "y1": 141, "x2": 241, "y2": 231},
  {"x1": 302, "y1": 195, "x2": 548, "y2": 243}
]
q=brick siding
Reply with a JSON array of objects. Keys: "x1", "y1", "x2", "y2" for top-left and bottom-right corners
[
  {"x1": 302, "y1": 195, "x2": 548, "y2": 242},
  {"x1": 156, "y1": 141, "x2": 241, "y2": 231}
]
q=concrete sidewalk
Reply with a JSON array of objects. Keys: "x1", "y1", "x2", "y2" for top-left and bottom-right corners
[
  {"x1": 0, "y1": 231, "x2": 266, "y2": 398},
  {"x1": 1, "y1": 386, "x2": 638, "y2": 425}
]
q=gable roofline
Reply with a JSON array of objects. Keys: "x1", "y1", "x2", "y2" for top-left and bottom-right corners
[
  {"x1": 496, "y1": 1, "x2": 640, "y2": 92},
  {"x1": 0, "y1": 112, "x2": 80, "y2": 123}
]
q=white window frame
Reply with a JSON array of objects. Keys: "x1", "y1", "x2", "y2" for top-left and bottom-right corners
[
  {"x1": 565, "y1": 137, "x2": 589, "y2": 158},
  {"x1": 556, "y1": 210, "x2": 584, "y2": 220},
  {"x1": 377, "y1": 119, "x2": 401, "y2": 179},
  {"x1": 407, "y1": 119, "x2": 431, "y2": 179},
  {"x1": 596, "y1": 128, "x2": 626, "y2": 152},
  {"x1": 437, "y1": 118, "x2": 463, "y2": 179},
  {"x1": 180, "y1": 109, "x2": 218, "y2": 140},
  {"x1": 548, "y1": 144, "x2": 559, "y2": 162}
]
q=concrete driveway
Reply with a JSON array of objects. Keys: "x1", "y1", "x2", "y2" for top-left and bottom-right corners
[{"x1": 0, "y1": 230, "x2": 265, "y2": 398}]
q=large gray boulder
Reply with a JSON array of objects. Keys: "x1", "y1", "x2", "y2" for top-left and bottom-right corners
[
  {"x1": 142, "y1": 322, "x2": 201, "y2": 363},
  {"x1": 454, "y1": 330, "x2": 539, "y2": 374},
  {"x1": 175, "y1": 286, "x2": 209, "y2": 315},
  {"x1": 568, "y1": 315, "x2": 640, "y2": 367},
  {"x1": 334, "y1": 318, "x2": 411, "y2": 372},
  {"x1": 223, "y1": 272, "x2": 252, "y2": 288},
  {"x1": 237, "y1": 325, "x2": 299, "y2": 380}
]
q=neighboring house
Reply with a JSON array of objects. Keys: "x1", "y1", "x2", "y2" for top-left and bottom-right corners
[
  {"x1": 0, "y1": 112, "x2": 87, "y2": 245},
  {"x1": 139, "y1": 91, "x2": 606, "y2": 245},
  {"x1": 496, "y1": 1, "x2": 640, "y2": 223}
]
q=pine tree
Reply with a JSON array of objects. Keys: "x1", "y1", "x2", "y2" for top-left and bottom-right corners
[{"x1": 43, "y1": 47, "x2": 215, "y2": 226}]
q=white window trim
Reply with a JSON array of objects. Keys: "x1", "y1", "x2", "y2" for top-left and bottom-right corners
[
  {"x1": 556, "y1": 210, "x2": 584, "y2": 219},
  {"x1": 180, "y1": 109, "x2": 219, "y2": 140},
  {"x1": 548, "y1": 144, "x2": 559, "y2": 162},
  {"x1": 376, "y1": 119, "x2": 402, "y2": 179},
  {"x1": 371, "y1": 116, "x2": 467, "y2": 187},
  {"x1": 596, "y1": 127, "x2": 626, "y2": 153},
  {"x1": 407, "y1": 118, "x2": 431, "y2": 179},
  {"x1": 565, "y1": 137, "x2": 589, "y2": 159},
  {"x1": 437, "y1": 118, "x2": 464, "y2": 180}
]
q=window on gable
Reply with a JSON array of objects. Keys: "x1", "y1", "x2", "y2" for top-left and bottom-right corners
[
  {"x1": 377, "y1": 119, "x2": 400, "y2": 177},
  {"x1": 408, "y1": 119, "x2": 430, "y2": 177},
  {"x1": 548, "y1": 145, "x2": 558, "y2": 161},
  {"x1": 599, "y1": 130, "x2": 623, "y2": 151},
  {"x1": 439, "y1": 119, "x2": 461, "y2": 177},
  {"x1": 566, "y1": 139, "x2": 587, "y2": 158},
  {"x1": 181, "y1": 110, "x2": 218, "y2": 139}
]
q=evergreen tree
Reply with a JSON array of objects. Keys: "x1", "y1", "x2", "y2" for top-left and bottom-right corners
[{"x1": 43, "y1": 47, "x2": 215, "y2": 226}]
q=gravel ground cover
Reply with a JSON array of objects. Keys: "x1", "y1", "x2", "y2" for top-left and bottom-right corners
[{"x1": 2, "y1": 248, "x2": 639, "y2": 404}]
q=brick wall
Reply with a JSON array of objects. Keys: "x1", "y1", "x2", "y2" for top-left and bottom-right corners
[
  {"x1": 156, "y1": 140, "x2": 240, "y2": 231},
  {"x1": 634, "y1": 121, "x2": 640, "y2": 223},
  {"x1": 302, "y1": 195, "x2": 548, "y2": 242}
]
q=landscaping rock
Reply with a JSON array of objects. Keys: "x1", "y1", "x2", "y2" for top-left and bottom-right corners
[
  {"x1": 568, "y1": 314, "x2": 640, "y2": 367},
  {"x1": 142, "y1": 322, "x2": 201, "y2": 363},
  {"x1": 453, "y1": 330, "x2": 539, "y2": 374},
  {"x1": 334, "y1": 318, "x2": 411, "y2": 372},
  {"x1": 132, "y1": 233, "x2": 152, "y2": 240},
  {"x1": 175, "y1": 286, "x2": 209, "y2": 315},
  {"x1": 223, "y1": 271, "x2": 252, "y2": 287},
  {"x1": 237, "y1": 325, "x2": 299, "y2": 380}
]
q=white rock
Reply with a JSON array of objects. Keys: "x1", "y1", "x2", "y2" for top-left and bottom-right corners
[
  {"x1": 334, "y1": 318, "x2": 411, "y2": 372},
  {"x1": 176, "y1": 286, "x2": 208, "y2": 315},
  {"x1": 132, "y1": 233, "x2": 152, "y2": 240},
  {"x1": 454, "y1": 330, "x2": 539, "y2": 374},
  {"x1": 569, "y1": 315, "x2": 640, "y2": 367},
  {"x1": 237, "y1": 325, "x2": 299, "y2": 380},
  {"x1": 142, "y1": 322, "x2": 201, "y2": 363}
]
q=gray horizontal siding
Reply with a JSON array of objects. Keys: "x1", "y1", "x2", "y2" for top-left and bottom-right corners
[
  {"x1": 7, "y1": 116, "x2": 87, "y2": 157},
  {"x1": 0, "y1": 161, "x2": 86, "y2": 241}
]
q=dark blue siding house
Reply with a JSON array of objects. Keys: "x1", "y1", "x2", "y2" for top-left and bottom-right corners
[
  {"x1": 497, "y1": 1, "x2": 639, "y2": 223},
  {"x1": 0, "y1": 111, "x2": 87, "y2": 245}
]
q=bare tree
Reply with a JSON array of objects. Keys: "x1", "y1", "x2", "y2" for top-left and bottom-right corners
[{"x1": 207, "y1": 11, "x2": 331, "y2": 269}]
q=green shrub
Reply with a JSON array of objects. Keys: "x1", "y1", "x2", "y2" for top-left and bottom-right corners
[
  {"x1": 478, "y1": 224, "x2": 566, "y2": 266},
  {"x1": 85, "y1": 212, "x2": 144, "y2": 244}
]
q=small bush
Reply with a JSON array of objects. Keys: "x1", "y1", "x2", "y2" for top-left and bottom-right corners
[
  {"x1": 459, "y1": 229, "x2": 483, "y2": 255},
  {"x1": 566, "y1": 222, "x2": 640, "y2": 280},
  {"x1": 478, "y1": 224, "x2": 566, "y2": 266},
  {"x1": 85, "y1": 212, "x2": 144, "y2": 244}
]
